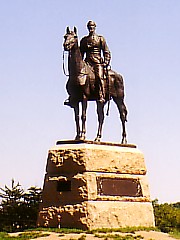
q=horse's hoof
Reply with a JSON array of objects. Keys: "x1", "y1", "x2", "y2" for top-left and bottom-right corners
[
  {"x1": 94, "y1": 137, "x2": 101, "y2": 142},
  {"x1": 121, "y1": 138, "x2": 127, "y2": 144},
  {"x1": 75, "y1": 135, "x2": 81, "y2": 140},
  {"x1": 79, "y1": 135, "x2": 86, "y2": 140}
]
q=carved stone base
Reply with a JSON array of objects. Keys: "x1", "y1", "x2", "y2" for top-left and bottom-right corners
[{"x1": 37, "y1": 141, "x2": 155, "y2": 230}]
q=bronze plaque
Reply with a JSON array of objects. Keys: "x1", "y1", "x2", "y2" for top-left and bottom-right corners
[{"x1": 97, "y1": 177, "x2": 143, "y2": 197}]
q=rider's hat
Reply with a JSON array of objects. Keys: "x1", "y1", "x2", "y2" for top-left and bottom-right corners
[{"x1": 87, "y1": 20, "x2": 96, "y2": 28}]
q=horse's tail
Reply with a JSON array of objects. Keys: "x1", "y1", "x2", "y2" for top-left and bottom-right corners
[{"x1": 106, "y1": 99, "x2": 110, "y2": 116}]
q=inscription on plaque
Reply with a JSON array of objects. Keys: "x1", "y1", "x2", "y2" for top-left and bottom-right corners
[{"x1": 97, "y1": 177, "x2": 143, "y2": 197}]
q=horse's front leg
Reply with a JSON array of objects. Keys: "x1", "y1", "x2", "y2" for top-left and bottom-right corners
[
  {"x1": 73, "y1": 103, "x2": 81, "y2": 140},
  {"x1": 94, "y1": 101, "x2": 105, "y2": 142},
  {"x1": 80, "y1": 97, "x2": 87, "y2": 140}
]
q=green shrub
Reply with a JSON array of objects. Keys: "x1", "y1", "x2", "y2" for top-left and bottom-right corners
[{"x1": 153, "y1": 199, "x2": 180, "y2": 233}]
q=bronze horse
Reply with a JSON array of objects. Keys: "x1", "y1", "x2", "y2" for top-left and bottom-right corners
[{"x1": 63, "y1": 27, "x2": 128, "y2": 143}]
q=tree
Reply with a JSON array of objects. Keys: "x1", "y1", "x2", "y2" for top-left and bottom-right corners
[
  {"x1": 0, "y1": 179, "x2": 24, "y2": 206},
  {"x1": 0, "y1": 179, "x2": 24, "y2": 231},
  {"x1": 0, "y1": 179, "x2": 42, "y2": 232},
  {"x1": 22, "y1": 186, "x2": 42, "y2": 228},
  {"x1": 153, "y1": 199, "x2": 180, "y2": 233}
]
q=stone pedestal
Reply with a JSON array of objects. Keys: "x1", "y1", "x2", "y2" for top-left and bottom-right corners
[{"x1": 37, "y1": 140, "x2": 155, "y2": 230}]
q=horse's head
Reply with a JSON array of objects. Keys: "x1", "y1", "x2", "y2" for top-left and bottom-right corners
[{"x1": 63, "y1": 27, "x2": 78, "y2": 51}]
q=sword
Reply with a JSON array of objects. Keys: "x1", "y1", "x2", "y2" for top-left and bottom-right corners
[{"x1": 105, "y1": 65, "x2": 111, "y2": 116}]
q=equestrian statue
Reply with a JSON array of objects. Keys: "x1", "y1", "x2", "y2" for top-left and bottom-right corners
[{"x1": 63, "y1": 21, "x2": 128, "y2": 144}]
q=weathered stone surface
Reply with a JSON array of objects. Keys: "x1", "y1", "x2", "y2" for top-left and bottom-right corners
[
  {"x1": 39, "y1": 172, "x2": 151, "y2": 207},
  {"x1": 37, "y1": 206, "x2": 61, "y2": 228},
  {"x1": 86, "y1": 201, "x2": 155, "y2": 229},
  {"x1": 47, "y1": 144, "x2": 146, "y2": 175},
  {"x1": 38, "y1": 201, "x2": 155, "y2": 230},
  {"x1": 37, "y1": 142, "x2": 154, "y2": 229}
]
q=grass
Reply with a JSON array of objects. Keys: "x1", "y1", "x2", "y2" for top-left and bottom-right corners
[
  {"x1": 25, "y1": 226, "x2": 157, "y2": 234},
  {"x1": 0, "y1": 231, "x2": 50, "y2": 239},
  {"x1": 94, "y1": 233, "x2": 144, "y2": 240},
  {"x1": 169, "y1": 230, "x2": 180, "y2": 239},
  {"x1": 1, "y1": 226, "x2": 179, "y2": 239},
  {"x1": 87, "y1": 226, "x2": 158, "y2": 234},
  {"x1": 77, "y1": 235, "x2": 86, "y2": 240},
  {"x1": 67, "y1": 235, "x2": 87, "y2": 240},
  {"x1": 30, "y1": 227, "x2": 85, "y2": 234}
]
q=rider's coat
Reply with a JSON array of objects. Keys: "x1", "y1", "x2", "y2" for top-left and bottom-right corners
[{"x1": 80, "y1": 33, "x2": 111, "y2": 66}]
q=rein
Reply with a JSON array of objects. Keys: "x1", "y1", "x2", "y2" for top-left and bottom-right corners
[{"x1": 63, "y1": 50, "x2": 69, "y2": 77}]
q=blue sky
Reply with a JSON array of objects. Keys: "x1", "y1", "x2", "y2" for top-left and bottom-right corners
[{"x1": 0, "y1": 0, "x2": 179, "y2": 203}]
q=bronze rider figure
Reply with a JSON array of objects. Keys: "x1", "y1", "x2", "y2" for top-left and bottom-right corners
[
  {"x1": 64, "y1": 20, "x2": 111, "y2": 106},
  {"x1": 80, "y1": 20, "x2": 111, "y2": 103}
]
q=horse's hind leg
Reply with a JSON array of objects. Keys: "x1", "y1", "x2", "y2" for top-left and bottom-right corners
[
  {"x1": 94, "y1": 101, "x2": 105, "y2": 142},
  {"x1": 73, "y1": 103, "x2": 81, "y2": 140},
  {"x1": 113, "y1": 97, "x2": 128, "y2": 144}
]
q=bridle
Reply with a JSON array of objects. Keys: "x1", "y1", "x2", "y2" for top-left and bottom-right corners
[{"x1": 63, "y1": 33, "x2": 77, "y2": 77}]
